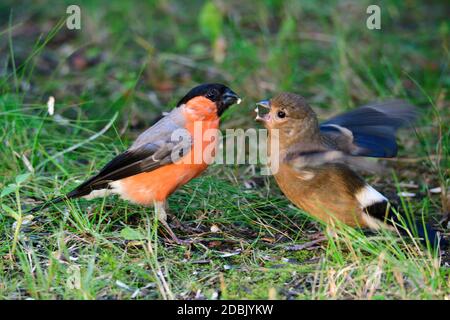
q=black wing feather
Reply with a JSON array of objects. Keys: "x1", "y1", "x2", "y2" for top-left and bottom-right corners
[
  {"x1": 26, "y1": 145, "x2": 168, "y2": 213},
  {"x1": 27, "y1": 140, "x2": 189, "y2": 215},
  {"x1": 320, "y1": 100, "x2": 418, "y2": 158},
  {"x1": 72, "y1": 144, "x2": 160, "y2": 193},
  {"x1": 68, "y1": 142, "x2": 182, "y2": 198}
]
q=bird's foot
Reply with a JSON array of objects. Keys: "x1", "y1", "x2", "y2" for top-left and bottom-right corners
[
  {"x1": 153, "y1": 201, "x2": 199, "y2": 244},
  {"x1": 158, "y1": 218, "x2": 196, "y2": 245},
  {"x1": 167, "y1": 214, "x2": 186, "y2": 231}
]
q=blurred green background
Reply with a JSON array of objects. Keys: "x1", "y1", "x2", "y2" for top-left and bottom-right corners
[
  {"x1": 1, "y1": 0, "x2": 448, "y2": 124},
  {"x1": 0, "y1": 0, "x2": 448, "y2": 300}
]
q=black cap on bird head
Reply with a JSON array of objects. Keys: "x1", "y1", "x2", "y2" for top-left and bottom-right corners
[{"x1": 177, "y1": 83, "x2": 241, "y2": 116}]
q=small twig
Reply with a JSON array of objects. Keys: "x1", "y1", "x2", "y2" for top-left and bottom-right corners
[{"x1": 284, "y1": 236, "x2": 327, "y2": 251}]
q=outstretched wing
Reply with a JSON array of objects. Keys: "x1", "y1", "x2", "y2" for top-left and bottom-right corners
[
  {"x1": 320, "y1": 100, "x2": 417, "y2": 158},
  {"x1": 286, "y1": 100, "x2": 417, "y2": 173}
]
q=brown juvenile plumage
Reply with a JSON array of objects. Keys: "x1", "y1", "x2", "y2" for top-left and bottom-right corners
[
  {"x1": 255, "y1": 93, "x2": 434, "y2": 237},
  {"x1": 275, "y1": 162, "x2": 367, "y2": 226}
]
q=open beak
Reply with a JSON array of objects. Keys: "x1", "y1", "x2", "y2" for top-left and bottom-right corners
[{"x1": 255, "y1": 100, "x2": 271, "y2": 122}]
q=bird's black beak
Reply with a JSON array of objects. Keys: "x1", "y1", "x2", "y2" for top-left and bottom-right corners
[{"x1": 222, "y1": 89, "x2": 242, "y2": 107}]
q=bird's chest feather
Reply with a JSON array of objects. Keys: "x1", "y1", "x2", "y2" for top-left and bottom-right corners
[
  {"x1": 274, "y1": 164, "x2": 316, "y2": 203},
  {"x1": 115, "y1": 162, "x2": 206, "y2": 205},
  {"x1": 274, "y1": 164, "x2": 364, "y2": 226},
  {"x1": 114, "y1": 97, "x2": 220, "y2": 205}
]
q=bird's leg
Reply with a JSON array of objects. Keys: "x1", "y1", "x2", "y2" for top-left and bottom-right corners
[
  {"x1": 154, "y1": 200, "x2": 168, "y2": 222},
  {"x1": 153, "y1": 201, "x2": 190, "y2": 244},
  {"x1": 159, "y1": 201, "x2": 186, "y2": 231}
]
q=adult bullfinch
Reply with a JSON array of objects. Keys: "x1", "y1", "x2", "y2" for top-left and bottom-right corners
[
  {"x1": 29, "y1": 83, "x2": 241, "y2": 243},
  {"x1": 256, "y1": 92, "x2": 443, "y2": 248}
]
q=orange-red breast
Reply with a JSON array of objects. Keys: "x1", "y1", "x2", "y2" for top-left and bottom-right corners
[
  {"x1": 256, "y1": 92, "x2": 443, "y2": 248},
  {"x1": 30, "y1": 83, "x2": 241, "y2": 243}
]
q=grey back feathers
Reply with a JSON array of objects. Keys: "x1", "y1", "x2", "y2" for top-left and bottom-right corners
[{"x1": 131, "y1": 107, "x2": 186, "y2": 149}]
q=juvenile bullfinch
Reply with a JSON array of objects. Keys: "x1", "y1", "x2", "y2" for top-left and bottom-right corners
[
  {"x1": 256, "y1": 93, "x2": 443, "y2": 247},
  {"x1": 29, "y1": 83, "x2": 241, "y2": 243}
]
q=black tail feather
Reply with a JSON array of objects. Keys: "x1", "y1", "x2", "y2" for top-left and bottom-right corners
[
  {"x1": 26, "y1": 196, "x2": 66, "y2": 214},
  {"x1": 26, "y1": 183, "x2": 98, "y2": 214},
  {"x1": 26, "y1": 187, "x2": 83, "y2": 214},
  {"x1": 364, "y1": 200, "x2": 445, "y2": 249},
  {"x1": 393, "y1": 214, "x2": 445, "y2": 249}
]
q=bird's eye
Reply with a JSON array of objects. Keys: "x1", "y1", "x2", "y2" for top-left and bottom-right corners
[
  {"x1": 277, "y1": 110, "x2": 286, "y2": 118},
  {"x1": 206, "y1": 89, "x2": 219, "y2": 100}
]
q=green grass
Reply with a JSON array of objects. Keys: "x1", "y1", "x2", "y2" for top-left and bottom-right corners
[{"x1": 0, "y1": 0, "x2": 449, "y2": 299}]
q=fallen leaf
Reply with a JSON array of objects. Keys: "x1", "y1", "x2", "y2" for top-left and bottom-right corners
[{"x1": 284, "y1": 237, "x2": 327, "y2": 251}]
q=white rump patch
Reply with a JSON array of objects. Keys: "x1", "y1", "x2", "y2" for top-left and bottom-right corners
[
  {"x1": 82, "y1": 189, "x2": 113, "y2": 200},
  {"x1": 109, "y1": 180, "x2": 125, "y2": 194},
  {"x1": 357, "y1": 185, "x2": 394, "y2": 231},
  {"x1": 82, "y1": 181, "x2": 125, "y2": 200},
  {"x1": 355, "y1": 185, "x2": 388, "y2": 208}
]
